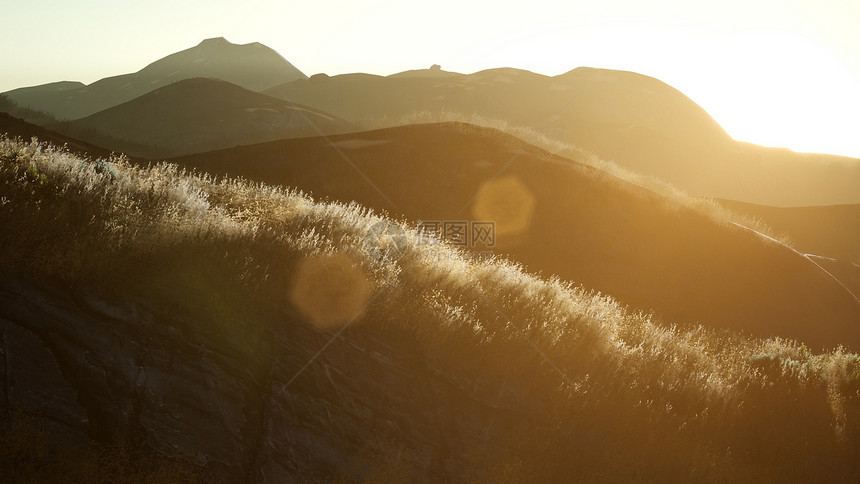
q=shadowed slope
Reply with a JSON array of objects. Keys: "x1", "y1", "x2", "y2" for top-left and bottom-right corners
[
  {"x1": 174, "y1": 123, "x2": 860, "y2": 350},
  {"x1": 719, "y1": 199, "x2": 860, "y2": 297},
  {"x1": 0, "y1": 112, "x2": 114, "y2": 159},
  {"x1": 718, "y1": 199, "x2": 860, "y2": 264},
  {"x1": 64, "y1": 78, "x2": 353, "y2": 158},
  {"x1": 3, "y1": 37, "x2": 307, "y2": 120}
]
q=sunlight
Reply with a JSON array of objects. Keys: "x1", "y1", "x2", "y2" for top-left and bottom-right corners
[{"x1": 683, "y1": 31, "x2": 860, "y2": 157}]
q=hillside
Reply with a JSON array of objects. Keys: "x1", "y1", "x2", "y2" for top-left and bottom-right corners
[
  {"x1": 174, "y1": 123, "x2": 860, "y2": 350},
  {"x1": 3, "y1": 136, "x2": 860, "y2": 482},
  {"x1": 265, "y1": 66, "x2": 860, "y2": 207},
  {"x1": 0, "y1": 112, "x2": 114, "y2": 159},
  {"x1": 2, "y1": 37, "x2": 307, "y2": 120},
  {"x1": 718, "y1": 199, "x2": 860, "y2": 296},
  {"x1": 62, "y1": 78, "x2": 353, "y2": 158},
  {"x1": 718, "y1": 199, "x2": 860, "y2": 263}
]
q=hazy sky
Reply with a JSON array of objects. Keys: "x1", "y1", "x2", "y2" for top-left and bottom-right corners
[{"x1": 3, "y1": 0, "x2": 860, "y2": 157}]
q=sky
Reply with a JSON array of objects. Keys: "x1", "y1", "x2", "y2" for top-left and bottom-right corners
[{"x1": 3, "y1": 0, "x2": 860, "y2": 158}]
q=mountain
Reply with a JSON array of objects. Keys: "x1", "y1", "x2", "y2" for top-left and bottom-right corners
[
  {"x1": 9, "y1": 54, "x2": 857, "y2": 206},
  {"x1": 1, "y1": 81, "x2": 85, "y2": 120},
  {"x1": 61, "y1": 78, "x2": 353, "y2": 158},
  {"x1": 2, "y1": 37, "x2": 307, "y2": 120},
  {"x1": 3, "y1": 81, "x2": 85, "y2": 105},
  {"x1": 264, "y1": 66, "x2": 860, "y2": 207},
  {"x1": 173, "y1": 123, "x2": 860, "y2": 350},
  {"x1": 132, "y1": 37, "x2": 306, "y2": 92}
]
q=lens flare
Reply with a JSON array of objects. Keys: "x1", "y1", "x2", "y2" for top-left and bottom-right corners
[
  {"x1": 471, "y1": 175, "x2": 536, "y2": 238},
  {"x1": 288, "y1": 253, "x2": 373, "y2": 329}
]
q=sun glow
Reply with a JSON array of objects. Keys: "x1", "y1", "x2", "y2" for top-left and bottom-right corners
[
  {"x1": 2, "y1": 0, "x2": 859, "y2": 157},
  {"x1": 669, "y1": 31, "x2": 860, "y2": 158}
]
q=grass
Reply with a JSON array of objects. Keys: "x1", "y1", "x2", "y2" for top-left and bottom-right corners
[{"x1": 1, "y1": 136, "x2": 859, "y2": 481}]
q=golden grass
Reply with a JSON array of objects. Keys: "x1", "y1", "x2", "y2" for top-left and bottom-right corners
[{"x1": 1, "y1": 136, "x2": 859, "y2": 481}]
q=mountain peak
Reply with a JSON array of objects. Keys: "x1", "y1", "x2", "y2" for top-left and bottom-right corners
[
  {"x1": 136, "y1": 38, "x2": 307, "y2": 92},
  {"x1": 198, "y1": 36, "x2": 230, "y2": 46}
]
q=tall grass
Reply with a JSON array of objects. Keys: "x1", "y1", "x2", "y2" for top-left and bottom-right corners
[{"x1": 1, "y1": 136, "x2": 858, "y2": 481}]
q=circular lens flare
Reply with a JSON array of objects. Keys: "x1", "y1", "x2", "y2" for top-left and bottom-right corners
[
  {"x1": 471, "y1": 175, "x2": 536, "y2": 238},
  {"x1": 288, "y1": 253, "x2": 373, "y2": 329}
]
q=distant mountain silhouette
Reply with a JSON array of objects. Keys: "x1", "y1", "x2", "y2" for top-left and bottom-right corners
[
  {"x1": 62, "y1": 78, "x2": 353, "y2": 158},
  {"x1": 3, "y1": 81, "x2": 85, "y2": 110},
  {"x1": 387, "y1": 64, "x2": 463, "y2": 78},
  {"x1": 264, "y1": 67, "x2": 860, "y2": 207},
  {"x1": 2, "y1": 37, "x2": 307, "y2": 120},
  {"x1": 6, "y1": 43, "x2": 857, "y2": 206},
  {"x1": 173, "y1": 123, "x2": 860, "y2": 350}
]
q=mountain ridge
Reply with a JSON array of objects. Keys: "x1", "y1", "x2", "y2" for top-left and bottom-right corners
[
  {"x1": 2, "y1": 37, "x2": 307, "y2": 120},
  {"x1": 5, "y1": 40, "x2": 858, "y2": 206},
  {"x1": 263, "y1": 65, "x2": 860, "y2": 206}
]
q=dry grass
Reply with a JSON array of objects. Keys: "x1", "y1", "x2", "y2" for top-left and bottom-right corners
[{"x1": 1, "y1": 136, "x2": 859, "y2": 481}]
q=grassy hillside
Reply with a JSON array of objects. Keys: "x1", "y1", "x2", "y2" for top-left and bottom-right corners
[
  {"x1": 2, "y1": 136, "x2": 860, "y2": 481},
  {"x1": 174, "y1": 123, "x2": 860, "y2": 350}
]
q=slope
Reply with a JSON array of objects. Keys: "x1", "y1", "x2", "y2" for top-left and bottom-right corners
[
  {"x1": 173, "y1": 123, "x2": 860, "y2": 350},
  {"x1": 719, "y1": 198, "x2": 860, "y2": 296},
  {"x1": 718, "y1": 199, "x2": 860, "y2": 264},
  {"x1": 63, "y1": 78, "x2": 353, "y2": 158},
  {"x1": 3, "y1": 137, "x2": 860, "y2": 481},
  {"x1": 0, "y1": 112, "x2": 115, "y2": 159}
]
